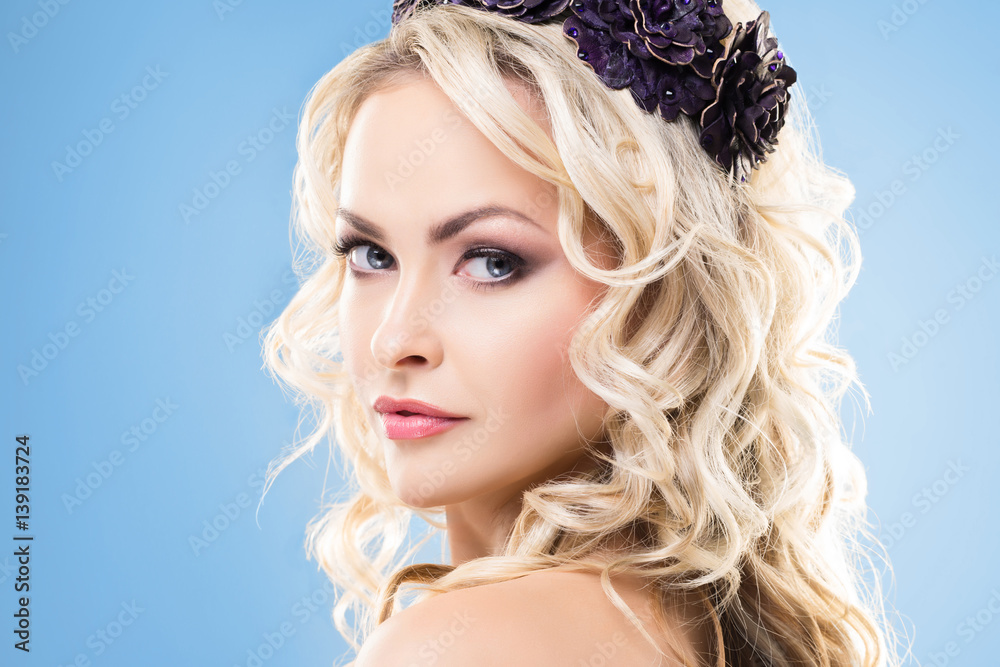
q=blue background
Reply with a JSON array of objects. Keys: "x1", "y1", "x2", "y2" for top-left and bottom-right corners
[{"x1": 2, "y1": 1, "x2": 996, "y2": 665}]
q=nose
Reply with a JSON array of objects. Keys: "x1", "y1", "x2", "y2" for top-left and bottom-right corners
[{"x1": 369, "y1": 273, "x2": 446, "y2": 370}]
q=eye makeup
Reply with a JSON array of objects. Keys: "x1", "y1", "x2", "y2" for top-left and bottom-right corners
[{"x1": 330, "y1": 232, "x2": 529, "y2": 292}]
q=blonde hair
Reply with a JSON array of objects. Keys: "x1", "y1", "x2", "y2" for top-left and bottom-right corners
[{"x1": 261, "y1": 2, "x2": 909, "y2": 665}]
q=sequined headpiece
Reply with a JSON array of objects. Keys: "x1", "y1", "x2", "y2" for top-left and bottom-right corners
[{"x1": 390, "y1": 0, "x2": 798, "y2": 184}]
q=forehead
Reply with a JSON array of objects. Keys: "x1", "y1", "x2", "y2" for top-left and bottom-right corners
[{"x1": 337, "y1": 72, "x2": 555, "y2": 229}]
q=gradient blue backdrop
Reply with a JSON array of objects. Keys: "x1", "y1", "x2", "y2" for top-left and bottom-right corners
[{"x1": 2, "y1": 1, "x2": 997, "y2": 665}]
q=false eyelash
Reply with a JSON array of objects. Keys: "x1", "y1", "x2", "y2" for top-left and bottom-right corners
[
  {"x1": 330, "y1": 235, "x2": 526, "y2": 291},
  {"x1": 330, "y1": 232, "x2": 371, "y2": 259},
  {"x1": 463, "y1": 247, "x2": 526, "y2": 291}
]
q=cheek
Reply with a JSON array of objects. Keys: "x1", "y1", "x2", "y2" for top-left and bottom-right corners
[
  {"x1": 338, "y1": 283, "x2": 375, "y2": 386},
  {"x1": 463, "y1": 276, "x2": 606, "y2": 450}
]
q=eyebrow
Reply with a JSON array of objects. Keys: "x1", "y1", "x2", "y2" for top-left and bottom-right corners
[{"x1": 334, "y1": 205, "x2": 542, "y2": 245}]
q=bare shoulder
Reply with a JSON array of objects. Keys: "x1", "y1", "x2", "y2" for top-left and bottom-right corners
[
  {"x1": 352, "y1": 580, "x2": 500, "y2": 667},
  {"x1": 355, "y1": 567, "x2": 713, "y2": 666}
]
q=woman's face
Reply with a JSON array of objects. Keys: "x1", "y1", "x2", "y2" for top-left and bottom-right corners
[{"x1": 336, "y1": 73, "x2": 615, "y2": 508}]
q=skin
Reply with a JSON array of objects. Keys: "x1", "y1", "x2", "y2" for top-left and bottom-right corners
[
  {"x1": 337, "y1": 72, "x2": 715, "y2": 665},
  {"x1": 336, "y1": 71, "x2": 618, "y2": 565},
  {"x1": 354, "y1": 568, "x2": 715, "y2": 666}
]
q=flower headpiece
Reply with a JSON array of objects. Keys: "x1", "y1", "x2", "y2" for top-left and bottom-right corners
[{"x1": 390, "y1": 0, "x2": 798, "y2": 184}]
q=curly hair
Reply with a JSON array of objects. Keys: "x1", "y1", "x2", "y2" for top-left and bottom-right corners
[{"x1": 261, "y1": 2, "x2": 908, "y2": 664}]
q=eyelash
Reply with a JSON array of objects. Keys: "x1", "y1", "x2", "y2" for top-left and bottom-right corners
[{"x1": 330, "y1": 233, "x2": 526, "y2": 292}]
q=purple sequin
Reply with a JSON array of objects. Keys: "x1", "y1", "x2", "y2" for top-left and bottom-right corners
[
  {"x1": 389, "y1": 0, "x2": 797, "y2": 182},
  {"x1": 698, "y1": 11, "x2": 797, "y2": 181}
]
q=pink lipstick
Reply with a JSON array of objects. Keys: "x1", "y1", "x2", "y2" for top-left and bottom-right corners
[{"x1": 373, "y1": 396, "x2": 468, "y2": 440}]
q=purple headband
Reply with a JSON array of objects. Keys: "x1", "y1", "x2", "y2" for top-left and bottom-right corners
[{"x1": 390, "y1": 0, "x2": 798, "y2": 184}]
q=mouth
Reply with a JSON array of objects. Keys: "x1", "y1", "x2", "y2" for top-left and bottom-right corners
[
  {"x1": 372, "y1": 395, "x2": 468, "y2": 439},
  {"x1": 378, "y1": 411, "x2": 467, "y2": 440}
]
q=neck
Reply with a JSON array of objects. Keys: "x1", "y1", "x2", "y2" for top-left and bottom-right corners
[
  {"x1": 444, "y1": 484, "x2": 523, "y2": 565},
  {"x1": 444, "y1": 442, "x2": 613, "y2": 566}
]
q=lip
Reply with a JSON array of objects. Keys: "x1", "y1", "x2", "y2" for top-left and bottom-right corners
[
  {"x1": 373, "y1": 396, "x2": 464, "y2": 419},
  {"x1": 373, "y1": 396, "x2": 468, "y2": 440}
]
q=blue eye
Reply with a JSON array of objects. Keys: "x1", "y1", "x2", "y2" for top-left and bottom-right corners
[
  {"x1": 461, "y1": 248, "x2": 519, "y2": 282},
  {"x1": 332, "y1": 240, "x2": 394, "y2": 271},
  {"x1": 330, "y1": 235, "x2": 526, "y2": 291}
]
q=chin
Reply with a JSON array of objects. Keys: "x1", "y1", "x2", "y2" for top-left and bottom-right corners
[
  {"x1": 391, "y1": 474, "x2": 458, "y2": 508},
  {"x1": 390, "y1": 470, "x2": 486, "y2": 508},
  {"x1": 394, "y1": 485, "x2": 455, "y2": 509}
]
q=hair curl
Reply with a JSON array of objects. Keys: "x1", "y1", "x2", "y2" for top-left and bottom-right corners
[{"x1": 261, "y1": 2, "x2": 909, "y2": 665}]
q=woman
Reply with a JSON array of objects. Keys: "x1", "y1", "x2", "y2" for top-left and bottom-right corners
[{"x1": 263, "y1": 0, "x2": 904, "y2": 664}]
